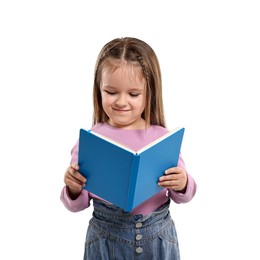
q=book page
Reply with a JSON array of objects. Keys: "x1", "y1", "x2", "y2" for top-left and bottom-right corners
[
  {"x1": 89, "y1": 130, "x2": 136, "y2": 154},
  {"x1": 136, "y1": 126, "x2": 183, "y2": 154}
]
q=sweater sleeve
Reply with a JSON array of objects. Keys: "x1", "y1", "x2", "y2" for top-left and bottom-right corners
[
  {"x1": 60, "y1": 140, "x2": 92, "y2": 212},
  {"x1": 168, "y1": 153, "x2": 197, "y2": 203},
  {"x1": 60, "y1": 186, "x2": 91, "y2": 212}
]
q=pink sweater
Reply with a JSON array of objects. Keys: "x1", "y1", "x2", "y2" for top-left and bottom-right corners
[{"x1": 60, "y1": 123, "x2": 197, "y2": 215}]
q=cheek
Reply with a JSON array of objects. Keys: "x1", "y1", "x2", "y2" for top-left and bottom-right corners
[
  {"x1": 138, "y1": 97, "x2": 146, "y2": 112},
  {"x1": 101, "y1": 95, "x2": 113, "y2": 109}
]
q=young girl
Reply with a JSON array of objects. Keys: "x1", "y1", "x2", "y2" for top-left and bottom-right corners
[{"x1": 61, "y1": 37, "x2": 197, "y2": 259}]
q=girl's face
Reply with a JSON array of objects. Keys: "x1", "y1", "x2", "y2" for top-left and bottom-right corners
[{"x1": 100, "y1": 64, "x2": 146, "y2": 129}]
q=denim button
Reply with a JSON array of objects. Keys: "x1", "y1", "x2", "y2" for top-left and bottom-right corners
[
  {"x1": 136, "y1": 247, "x2": 143, "y2": 253},
  {"x1": 135, "y1": 222, "x2": 142, "y2": 228},
  {"x1": 136, "y1": 234, "x2": 142, "y2": 240}
]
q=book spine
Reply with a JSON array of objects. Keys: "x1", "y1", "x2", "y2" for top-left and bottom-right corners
[{"x1": 126, "y1": 155, "x2": 140, "y2": 212}]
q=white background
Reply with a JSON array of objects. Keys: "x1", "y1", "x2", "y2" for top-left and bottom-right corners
[{"x1": 1, "y1": 1, "x2": 259, "y2": 259}]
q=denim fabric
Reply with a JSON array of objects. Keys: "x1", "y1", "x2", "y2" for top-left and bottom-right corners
[{"x1": 84, "y1": 199, "x2": 180, "y2": 260}]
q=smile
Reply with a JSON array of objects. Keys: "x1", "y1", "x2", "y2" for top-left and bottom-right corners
[{"x1": 113, "y1": 108, "x2": 130, "y2": 112}]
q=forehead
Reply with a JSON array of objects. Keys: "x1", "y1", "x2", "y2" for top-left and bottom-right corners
[{"x1": 101, "y1": 62, "x2": 145, "y2": 86}]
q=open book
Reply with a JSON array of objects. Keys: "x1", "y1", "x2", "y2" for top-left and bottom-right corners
[{"x1": 78, "y1": 127, "x2": 185, "y2": 212}]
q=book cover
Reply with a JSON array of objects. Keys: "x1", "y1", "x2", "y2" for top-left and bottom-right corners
[{"x1": 78, "y1": 127, "x2": 185, "y2": 212}]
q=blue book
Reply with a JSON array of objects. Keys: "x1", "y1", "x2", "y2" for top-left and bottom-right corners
[{"x1": 78, "y1": 127, "x2": 185, "y2": 212}]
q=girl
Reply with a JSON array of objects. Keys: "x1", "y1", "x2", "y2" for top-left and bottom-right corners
[{"x1": 61, "y1": 37, "x2": 197, "y2": 259}]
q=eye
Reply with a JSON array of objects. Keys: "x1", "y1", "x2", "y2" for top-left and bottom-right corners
[
  {"x1": 129, "y1": 93, "x2": 140, "y2": 97},
  {"x1": 104, "y1": 90, "x2": 116, "y2": 95}
]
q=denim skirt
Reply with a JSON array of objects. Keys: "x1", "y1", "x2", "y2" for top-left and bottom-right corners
[{"x1": 84, "y1": 199, "x2": 180, "y2": 260}]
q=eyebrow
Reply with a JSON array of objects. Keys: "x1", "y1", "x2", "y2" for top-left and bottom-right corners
[{"x1": 102, "y1": 85, "x2": 144, "y2": 92}]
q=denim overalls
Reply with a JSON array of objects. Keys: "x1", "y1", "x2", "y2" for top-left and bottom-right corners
[{"x1": 84, "y1": 199, "x2": 180, "y2": 259}]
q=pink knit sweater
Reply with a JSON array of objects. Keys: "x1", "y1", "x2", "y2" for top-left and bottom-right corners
[{"x1": 60, "y1": 123, "x2": 197, "y2": 215}]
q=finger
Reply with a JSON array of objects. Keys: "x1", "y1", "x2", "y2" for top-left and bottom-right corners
[
  {"x1": 159, "y1": 174, "x2": 178, "y2": 182},
  {"x1": 159, "y1": 175, "x2": 175, "y2": 185},
  {"x1": 66, "y1": 178, "x2": 82, "y2": 188},
  {"x1": 165, "y1": 167, "x2": 181, "y2": 175},
  {"x1": 69, "y1": 167, "x2": 86, "y2": 183},
  {"x1": 68, "y1": 166, "x2": 78, "y2": 175},
  {"x1": 159, "y1": 179, "x2": 176, "y2": 186},
  {"x1": 158, "y1": 180, "x2": 180, "y2": 191},
  {"x1": 70, "y1": 163, "x2": 79, "y2": 171},
  {"x1": 67, "y1": 173, "x2": 84, "y2": 184},
  {"x1": 65, "y1": 174, "x2": 86, "y2": 188},
  {"x1": 65, "y1": 168, "x2": 86, "y2": 185},
  {"x1": 159, "y1": 183, "x2": 179, "y2": 190}
]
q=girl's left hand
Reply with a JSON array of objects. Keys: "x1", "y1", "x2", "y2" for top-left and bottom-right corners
[{"x1": 158, "y1": 167, "x2": 187, "y2": 193}]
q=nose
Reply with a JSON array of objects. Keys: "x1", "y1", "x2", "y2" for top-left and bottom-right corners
[{"x1": 115, "y1": 94, "x2": 127, "y2": 107}]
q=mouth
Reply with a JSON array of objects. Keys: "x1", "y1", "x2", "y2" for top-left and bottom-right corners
[{"x1": 113, "y1": 108, "x2": 130, "y2": 112}]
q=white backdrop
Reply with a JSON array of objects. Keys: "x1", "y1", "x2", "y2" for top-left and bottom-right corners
[{"x1": 1, "y1": 1, "x2": 259, "y2": 259}]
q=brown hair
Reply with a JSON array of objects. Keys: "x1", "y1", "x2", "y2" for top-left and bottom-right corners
[{"x1": 92, "y1": 37, "x2": 166, "y2": 127}]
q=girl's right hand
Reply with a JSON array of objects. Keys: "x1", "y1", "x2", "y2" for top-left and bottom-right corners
[{"x1": 64, "y1": 163, "x2": 87, "y2": 199}]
